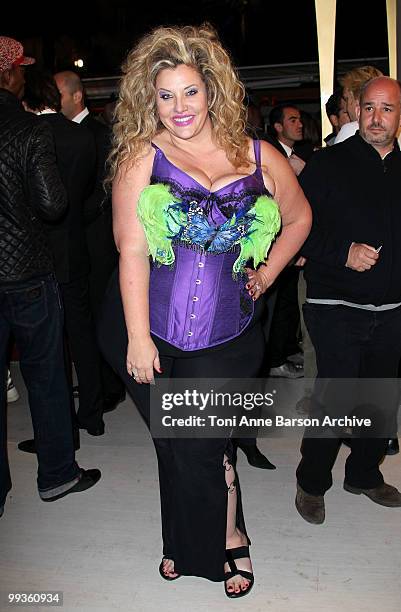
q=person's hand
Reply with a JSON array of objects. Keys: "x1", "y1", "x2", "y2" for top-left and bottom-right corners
[
  {"x1": 288, "y1": 153, "x2": 305, "y2": 176},
  {"x1": 295, "y1": 256, "x2": 307, "y2": 266},
  {"x1": 245, "y1": 266, "x2": 273, "y2": 301},
  {"x1": 346, "y1": 243, "x2": 379, "y2": 272},
  {"x1": 126, "y1": 336, "x2": 161, "y2": 384}
]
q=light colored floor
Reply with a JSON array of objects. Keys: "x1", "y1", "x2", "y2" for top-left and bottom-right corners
[{"x1": 1, "y1": 363, "x2": 401, "y2": 612}]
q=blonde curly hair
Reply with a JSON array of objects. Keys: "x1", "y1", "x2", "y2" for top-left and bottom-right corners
[{"x1": 108, "y1": 23, "x2": 249, "y2": 182}]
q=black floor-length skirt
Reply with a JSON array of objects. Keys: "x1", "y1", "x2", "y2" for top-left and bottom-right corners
[{"x1": 98, "y1": 268, "x2": 265, "y2": 581}]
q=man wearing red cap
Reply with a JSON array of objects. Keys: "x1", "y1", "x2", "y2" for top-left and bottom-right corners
[
  {"x1": 0, "y1": 36, "x2": 101, "y2": 517},
  {"x1": 0, "y1": 36, "x2": 35, "y2": 96}
]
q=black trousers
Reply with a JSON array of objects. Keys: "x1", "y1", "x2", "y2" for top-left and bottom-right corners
[
  {"x1": 296, "y1": 303, "x2": 401, "y2": 495},
  {"x1": 86, "y1": 215, "x2": 124, "y2": 399},
  {"x1": 98, "y1": 271, "x2": 265, "y2": 581},
  {"x1": 265, "y1": 266, "x2": 301, "y2": 367},
  {"x1": 60, "y1": 275, "x2": 104, "y2": 429},
  {"x1": 237, "y1": 288, "x2": 277, "y2": 446}
]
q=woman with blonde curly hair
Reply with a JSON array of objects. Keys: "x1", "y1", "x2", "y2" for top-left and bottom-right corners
[{"x1": 99, "y1": 23, "x2": 311, "y2": 598}]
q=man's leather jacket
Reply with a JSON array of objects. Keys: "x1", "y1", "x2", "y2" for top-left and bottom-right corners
[{"x1": 0, "y1": 89, "x2": 67, "y2": 282}]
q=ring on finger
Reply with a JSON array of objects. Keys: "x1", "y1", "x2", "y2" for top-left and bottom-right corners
[{"x1": 255, "y1": 283, "x2": 261, "y2": 291}]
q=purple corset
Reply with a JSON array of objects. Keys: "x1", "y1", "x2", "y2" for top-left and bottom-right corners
[{"x1": 147, "y1": 141, "x2": 271, "y2": 351}]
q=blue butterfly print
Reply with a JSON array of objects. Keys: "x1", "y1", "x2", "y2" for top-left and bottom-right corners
[{"x1": 185, "y1": 213, "x2": 252, "y2": 253}]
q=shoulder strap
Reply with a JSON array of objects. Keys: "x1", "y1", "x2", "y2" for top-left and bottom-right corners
[
  {"x1": 150, "y1": 141, "x2": 162, "y2": 166},
  {"x1": 253, "y1": 139, "x2": 262, "y2": 168}
]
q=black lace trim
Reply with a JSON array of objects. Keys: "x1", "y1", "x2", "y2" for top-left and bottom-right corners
[
  {"x1": 150, "y1": 174, "x2": 269, "y2": 218},
  {"x1": 239, "y1": 288, "x2": 253, "y2": 324},
  {"x1": 151, "y1": 174, "x2": 205, "y2": 201},
  {"x1": 171, "y1": 239, "x2": 240, "y2": 255}
]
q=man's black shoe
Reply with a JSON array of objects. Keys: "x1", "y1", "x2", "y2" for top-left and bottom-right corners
[
  {"x1": 41, "y1": 469, "x2": 101, "y2": 502},
  {"x1": 344, "y1": 481, "x2": 401, "y2": 507},
  {"x1": 18, "y1": 439, "x2": 36, "y2": 453},
  {"x1": 103, "y1": 391, "x2": 126, "y2": 414},
  {"x1": 18, "y1": 434, "x2": 80, "y2": 454},
  {"x1": 238, "y1": 444, "x2": 276, "y2": 470},
  {"x1": 386, "y1": 438, "x2": 399, "y2": 455},
  {"x1": 269, "y1": 361, "x2": 303, "y2": 379},
  {"x1": 78, "y1": 421, "x2": 105, "y2": 436},
  {"x1": 295, "y1": 484, "x2": 325, "y2": 524}
]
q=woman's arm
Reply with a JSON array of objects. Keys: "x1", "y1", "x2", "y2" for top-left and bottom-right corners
[
  {"x1": 246, "y1": 140, "x2": 312, "y2": 299},
  {"x1": 113, "y1": 147, "x2": 160, "y2": 383}
]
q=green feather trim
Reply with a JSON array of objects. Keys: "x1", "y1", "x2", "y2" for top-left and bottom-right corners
[
  {"x1": 233, "y1": 195, "x2": 281, "y2": 275},
  {"x1": 137, "y1": 183, "x2": 186, "y2": 266}
]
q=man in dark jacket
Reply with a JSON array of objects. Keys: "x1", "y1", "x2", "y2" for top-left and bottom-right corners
[
  {"x1": 22, "y1": 69, "x2": 106, "y2": 438},
  {"x1": 54, "y1": 70, "x2": 125, "y2": 413},
  {"x1": 0, "y1": 37, "x2": 100, "y2": 516},
  {"x1": 263, "y1": 104, "x2": 305, "y2": 379},
  {"x1": 17, "y1": 69, "x2": 106, "y2": 452},
  {"x1": 295, "y1": 77, "x2": 401, "y2": 524}
]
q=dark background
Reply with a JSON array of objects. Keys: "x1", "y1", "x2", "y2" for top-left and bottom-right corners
[{"x1": 3, "y1": 0, "x2": 389, "y2": 75}]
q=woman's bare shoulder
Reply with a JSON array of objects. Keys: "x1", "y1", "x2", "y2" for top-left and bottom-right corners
[
  {"x1": 116, "y1": 143, "x2": 155, "y2": 183},
  {"x1": 259, "y1": 139, "x2": 287, "y2": 165}
]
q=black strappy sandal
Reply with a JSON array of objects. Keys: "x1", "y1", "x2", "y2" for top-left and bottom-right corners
[
  {"x1": 224, "y1": 546, "x2": 254, "y2": 598},
  {"x1": 158, "y1": 557, "x2": 181, "y2": 581}
]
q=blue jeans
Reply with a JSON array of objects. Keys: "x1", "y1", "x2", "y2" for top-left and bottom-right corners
[{"x1": 0, "y1": 274, "x2": 80, "y2": 506}]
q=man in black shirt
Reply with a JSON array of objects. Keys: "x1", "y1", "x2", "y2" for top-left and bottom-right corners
[{"x1": 295, "y1": 77, "x2": 401, "y2": 524}]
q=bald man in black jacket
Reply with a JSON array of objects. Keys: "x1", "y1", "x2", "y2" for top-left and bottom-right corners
[
  {"x1": 295, "y1": 77, "x2": 401, "y2": 524},
  {"x1": 54, "y1": 70, "x2": 125, "y2": 413},
  {"x1": 22, "y1": 70, "x2": 106, "y2": 438}
]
